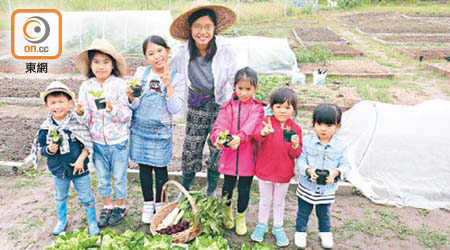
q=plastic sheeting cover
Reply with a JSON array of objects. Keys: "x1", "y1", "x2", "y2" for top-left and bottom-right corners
[
  {"x1": 61, "y1": 11, "x2": 175, "y2": 54},
  {"x1": 336, "y1": 100, "x2": 450, "y2": 209},
  {"x1": 224, "y1": 36, "x2": 298, "y2": 74}
]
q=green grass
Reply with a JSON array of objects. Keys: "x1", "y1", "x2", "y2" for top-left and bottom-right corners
[{"x1": 415, "y1": 227, "x2": 449, "y2": 249}]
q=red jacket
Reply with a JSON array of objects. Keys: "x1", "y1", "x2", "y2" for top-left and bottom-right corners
[
  {"x1": 253, "y1": 116, "x2": 302, "y2": 183},
  {"x1": 211, "y1": 94, "x2": 264, "y2": 176}
]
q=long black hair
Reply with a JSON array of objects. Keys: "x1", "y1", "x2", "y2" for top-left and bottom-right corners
[
  {"x1": 142, "y1": 35, "x2": 170, "y2": 55},
  {"x1": 188, "y1": 8, "x2": 218, "y2": 62},
  {"x1": 87, "y1": 50, "x2": 119, "y2": 78},
  {"x1": 234, "y1": 67, "x2": 258, "y2": 87}
]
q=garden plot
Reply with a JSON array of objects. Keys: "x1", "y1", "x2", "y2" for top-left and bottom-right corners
[
  {"x1": 299, "y1": 60, "x2": 394, "y2": 78},
  {"x1": 339, "y1": 13, "x2": 450, "y2": 34},
  {"x1": 0, "y1": 73, "x2": 84, "y2": 98},
  {"x1": 401, "y1": 48, "x2": 450, "y2": 61},
  {"x1": 375, "y1": 35, "x2": 450, "y2": 45},
  {"x1": 425, "y1": 63, "x2": 450, "y2": 78},
  {"x1": 293, "y1": 27, "x2": 364, "y2": 57}
]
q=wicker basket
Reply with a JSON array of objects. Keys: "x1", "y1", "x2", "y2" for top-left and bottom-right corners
[{"x1": 150, "y1": 180, "x2": 201, "y2": 243}]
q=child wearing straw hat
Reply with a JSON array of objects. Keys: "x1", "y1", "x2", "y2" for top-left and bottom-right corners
[
  {"x1": 170, "y1": 3, "x2": 238, "y2": 198},
  {"x1": 74, "y1": 39, "x2": 132, "y2": 227},
  {"x1": 31, "y1": 81, "x2": 99, "y2": 236}
]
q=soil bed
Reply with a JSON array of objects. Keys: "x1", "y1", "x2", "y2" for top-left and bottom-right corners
[
  {"x1": 377, "y1": 35, "x2": 450, "y2": 43},
  {"x1": 294, "y1": 27, "x2": 346, "y2": 43},
  {"x1": 299, "y1": 60, "x2": 394, "y2": 78},
  {"x1": 306, "y1": 44, "x2": 364, "y2": 57},
  {"x1": 0, "y1": 116, "x2": 41, "y2": 161},
  {"x1": 339, "y1": 13, "x2": 450, "y2": 34},
  {"x1": 425, "y1": 63, "x2": 450, "y2": 78},
  {"x1": 401, "y1": 48, "x2": 450, "y2": 60}
]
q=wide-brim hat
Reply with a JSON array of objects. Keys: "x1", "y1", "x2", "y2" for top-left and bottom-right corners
[
  {"x1": 170, "y1": 4, "x2": 236, "y2": 40},
  {"x1": 40, "y1": 81, "x2": 75, "y2": 103},
  {"x1": 75, "y1": 39, "x2": 127, "y2": 77}
]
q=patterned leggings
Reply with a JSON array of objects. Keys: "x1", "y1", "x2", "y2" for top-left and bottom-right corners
[{"x1": 181, "y1": 101, "x2": 221, "y2": 192}]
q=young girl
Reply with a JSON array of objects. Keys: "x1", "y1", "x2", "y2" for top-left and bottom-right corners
[
  {"x1": 294, "y1": 104, "x2": 350, "y2": 249},
  {"x1": 127, "y1": 35, "x2": 186, "y2": 224},
  {"x1": 170, "y1": 5, "x2": 238, "y2": 196},
  {"x1": 251, "y1": 87, "x2": 302, "y2": 247},
  {"x1": 74, "y1": 39, "x2": 131, "y2": 227},
  {"x1": 211, "y1": 67, "x2": 264, "y2": 235}
]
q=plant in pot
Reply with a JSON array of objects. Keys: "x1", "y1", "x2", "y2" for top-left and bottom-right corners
[
  {"x1": 128, "y1": 79, "x2": 142, "y2": 97},
  {"x1": 50, "y1": 129, "x2": 62, "y2": 146},
  {"x1": 218, "y1": 130, "x2": 233, "y2": 147},
  {"x1": 88, "y1": 89, "x2": 105, "y2": 110},
  {"x1": 283, "y1": 127, "x2": 296, "y2": 142}
]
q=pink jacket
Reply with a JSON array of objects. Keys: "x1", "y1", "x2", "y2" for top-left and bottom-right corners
[{"x1": 211, "y1": 94, "x2": 265, "y2": 176}]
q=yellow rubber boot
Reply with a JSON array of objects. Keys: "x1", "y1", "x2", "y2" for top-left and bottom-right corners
[
  {"x1": 235, "y1": 210, "x2": 247, "y2": 235},
  {"x1": 224, "y1": 205, "x2": 234, "y2": 229}
]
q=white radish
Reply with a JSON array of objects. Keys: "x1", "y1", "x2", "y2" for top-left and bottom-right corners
[{"x1": 157, "y1": 207, "x2": 180, "y2": 230}]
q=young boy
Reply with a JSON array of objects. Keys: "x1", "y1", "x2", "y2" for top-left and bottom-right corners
[{"x1": 34, "y1": 81, "x2": 99, "y2": 235}]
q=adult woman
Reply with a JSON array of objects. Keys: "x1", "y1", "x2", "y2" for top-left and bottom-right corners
[{"x1": 170, "y1": 5, "x2": 238, "y2": 196}]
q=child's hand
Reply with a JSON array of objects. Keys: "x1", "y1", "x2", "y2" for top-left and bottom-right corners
[
  {"x1": 102, "y1": 99, "x2": 113, "y2": 112},
  {"x1": 48, "y1": 143, "x2": 59, "y2": 154},
  {"x1": 291, "y1": 134, "x2": 300, "y2": 149},
  {"x1": 126, "y1": 86, "x2": 134, "y2": 103},
  {"x1": 228, "y1": 135, "x2": 241, "y2": 150},
  {"x1": 161, "y1": 63, "x2": 174, "y2": 98},
  {"x1": 326, "y1": 170, "x2": 340, "y2": 184},
  {"x1": 70, "y1": 159, "x2": 85, "y2": 175},
  {"x1": 260, "y1": 118, "x2": 274, "y2": 137},
  {"x1": 214, "y1": 139, "x2": 224, "y2": 150},
  {"x1": 306, "y1": 168, "x2": 318, "y2": 183},
  {"x1": 74, "y1": 103, "x2": 84, "y2": 116}
]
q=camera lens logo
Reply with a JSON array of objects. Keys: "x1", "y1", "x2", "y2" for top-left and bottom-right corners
[{"x1": 23, "y1": 16, "x2": 50, "y2": 44}]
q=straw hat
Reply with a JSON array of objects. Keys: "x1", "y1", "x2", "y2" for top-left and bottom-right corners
[
  {"x1": 170, "y1": 4, "x2": 236, "y2": 40},
  {"x1": 41, "y1": 81, "x2": 75, "y2": 103},
  {"x1": 75, "y1": 39, "x2": 127, "y2": 77}
]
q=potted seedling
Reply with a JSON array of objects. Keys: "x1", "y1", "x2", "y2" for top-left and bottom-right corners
[
  {"x1": 283, "y1": 128, "x2": 296, "y2": 142},
  {"x1": 129, "y1": 79, "x2": 142, "y2": 97},
  {"x1": 218, "y1": 130, "x2": 233, "y2": 147},
  {"x1": 50, "y1": 129, "x2": 62, "y2": 146},
  {"x1": 88, "y1": 89, "x2": 106, "y2": 110}
]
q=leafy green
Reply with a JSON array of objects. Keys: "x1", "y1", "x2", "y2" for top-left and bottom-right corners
[
  {"x1": 177, "y1": 193, "x2": 226, "y2": 236},
  {"x1": 128, "y1": 79, "x2": 139, "y2": 87},
  {"x1": 143, "y1": 234, "x2": 172, "y2": 249},
  {"x1": 88, "y1": 90, "x2": 104, "y2": 99},
  {"x1": 252, "y1": 242, "x2": 275, "y2": 249},
  {"x1": 188, "y1": 235, "x2": 230, "y2": 250},
  {"x1": 51, "y1": 129, "x2": 59, "y2": 143},
  {"x1": 47, "y1": 228, "x2": 98, "y2": 250}
]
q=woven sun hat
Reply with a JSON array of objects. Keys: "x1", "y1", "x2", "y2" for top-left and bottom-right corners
[
  {"x1": 170, "y1": 3, "x2": 236, "y2": 40},
  {"x1": 41, "y1": 81, "x2": 75, "y2": 103},
  {"x1": 75, "y1": 39, "x2": 127, "y2": 78}
]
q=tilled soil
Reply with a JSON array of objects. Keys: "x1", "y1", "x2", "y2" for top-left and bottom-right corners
[
  {"x1": 377, "y1": 35, "x2": 450, "y2": 43},
  {"x1": 294, "y1": 27, "x2": 346, "y2": 42},
  {"x1": 339, "y1": 13, "x2": 450, "y2": 34},
  {"x1": 306, "y1": 44, "x2": 364, "y2": 57},
  {"x1": 299, "y1": 60, "x2": 393, "y2": 77},
  {"x1": 0, "y1": 116, "x2": 41, "y2": 161},
  {"x1": 401, "y1": 48, "x2": 450, "y2": 60}
]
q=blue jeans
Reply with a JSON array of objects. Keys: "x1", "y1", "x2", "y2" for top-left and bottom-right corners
[
  {"x1": 296, "y1": 197, "x2": 331, "y2": 232},
  {"x1": 54, "y1": 174, "x2": 95, "y2": 206},
  {"x1": 93, "y1": 140, "x2": 129, "y2": 199}
]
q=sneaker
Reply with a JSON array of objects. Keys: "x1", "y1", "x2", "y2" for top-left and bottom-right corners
[
  {"x1": 98, "y1": 208, "x2": 112, "y2": 227},
  {"x1": 250, "y1": 223, "x2": 268, "y2": 242},
  {"x1": 108, "y1": 207, "x2": 127, "y2": 226},
  {"x1": 272, "y1": 226, "x2": 289, "y2": 247},
  {"x1": 141, "y1": 201, "x2": 154, "y2": 224},
  {"x1": 319, "y1": 232, "x2": 334, "y2": 249},
  {"x1": 295, "y1": 232, "x2": 307, "y2": 249}
]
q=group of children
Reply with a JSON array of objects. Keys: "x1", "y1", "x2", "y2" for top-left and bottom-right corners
[{"x1": 36, "y1": 34, "x2": 349, "y2": 249}]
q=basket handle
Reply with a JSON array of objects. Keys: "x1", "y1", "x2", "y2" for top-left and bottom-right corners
[{"x1": 161, "y1": 180, "x2": 198, "y2": 218}]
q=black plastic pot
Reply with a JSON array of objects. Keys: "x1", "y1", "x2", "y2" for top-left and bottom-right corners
[
  {"x1": 223, "y1": 135, "x2": 234, "y2": 147},
  {"x1": 132, "y1": 85, "x2": 142, "y2": 97},
  {"x1": 283, "y1": 130, "x2": 296, "y2": 142},
  {"x1": 95, "y1": 97, "x2": 106, "y2": 110},
  {"x1": 315, "y1": 169, "x2": 330, "y2": 185}
]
